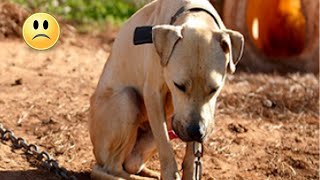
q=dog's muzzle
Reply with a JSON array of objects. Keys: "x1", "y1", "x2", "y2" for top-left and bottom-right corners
[{"x1": 186, "y1": 122, "x2": 206, "y2": 142}]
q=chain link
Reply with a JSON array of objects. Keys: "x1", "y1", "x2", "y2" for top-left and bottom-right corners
[
  {"x1": 0, "y1": 124, "x2": 77, "y2": 180},
  {"x1": 193, "y1": 142, "x2": 203, "y2": 180}
]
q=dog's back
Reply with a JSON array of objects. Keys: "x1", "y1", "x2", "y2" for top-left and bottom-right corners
[{"x1": 95, "y1": 0, "x2": 221, "y2": 94}]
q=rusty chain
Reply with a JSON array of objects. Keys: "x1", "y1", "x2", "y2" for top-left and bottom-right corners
[
  {"x1": 0, "y1": 123, "x2": 77, "y2": 180},
  {"x1": 193, "y1": 142, "x2": 203, "y2": 180}
]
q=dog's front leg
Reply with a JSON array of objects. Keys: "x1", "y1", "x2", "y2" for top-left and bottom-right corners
[
  {"x1": 182, "y1": 142, "x2": 196, "y2": 180},
  {"x1": 144, "y1": 88, "x2": 180, "y2": 180}
]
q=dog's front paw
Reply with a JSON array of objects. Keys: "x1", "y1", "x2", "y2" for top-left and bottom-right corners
[{"x1": 173, "y1": 172, "x2": 181, "y2": 180}]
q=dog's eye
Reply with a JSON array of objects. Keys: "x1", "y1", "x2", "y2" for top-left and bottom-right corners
[{"x1": 174, "y1": 82, "x2": 186, "y2": 92}]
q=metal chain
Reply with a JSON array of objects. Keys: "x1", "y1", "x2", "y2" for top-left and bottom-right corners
[
  {"x1": 0, "y1": 123, "x2": 77, "y2": 180},
  {"x1": 193, "y1": 142, "x2": 203, "y2": 180}
]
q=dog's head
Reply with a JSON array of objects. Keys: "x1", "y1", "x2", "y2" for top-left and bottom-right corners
[{"x1": 152, "y1": 24, "x2": 244, "y2": 142}]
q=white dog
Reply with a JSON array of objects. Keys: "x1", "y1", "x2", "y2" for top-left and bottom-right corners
[{"x1": 89, "y1": 0, "x2": 244, "y2": 179}]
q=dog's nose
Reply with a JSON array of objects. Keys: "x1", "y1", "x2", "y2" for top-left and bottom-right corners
[{"x1": 186, "y1": 123, "x2": 205, "y2": 142}]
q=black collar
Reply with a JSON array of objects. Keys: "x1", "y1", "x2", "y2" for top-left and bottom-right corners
[
  {"x1": 133, "y1": 4, "x2": 222, "y2": 45},
  {"x1": 170, "y1": 6, "x2": 221, "y2": 29}
]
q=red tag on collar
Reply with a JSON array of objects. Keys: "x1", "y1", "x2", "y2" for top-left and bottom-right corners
[{"x1": 168, "y1": 130, "x2": 178, "y2": 140}]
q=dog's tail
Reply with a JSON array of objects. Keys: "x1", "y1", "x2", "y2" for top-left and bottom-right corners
[{"x1": 91, "y1": 164, "x2": 156, "y2": 180}]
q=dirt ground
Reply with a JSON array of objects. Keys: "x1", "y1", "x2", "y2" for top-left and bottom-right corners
[{"x1": 0, "y1": 3, "x2": 319, "y2": 180}]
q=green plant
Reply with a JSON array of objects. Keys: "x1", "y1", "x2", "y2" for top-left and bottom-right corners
[{"x1": 11, "y1": 0, "x2": 142, "y2": 25}]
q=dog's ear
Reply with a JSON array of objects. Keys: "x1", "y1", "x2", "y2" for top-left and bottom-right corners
[
  {"x1": 221, "y1": 30, "x2": 244, "y2": 73},
  {"x1": 152, "y1": 25, "x2": 183, "y2": 66}
]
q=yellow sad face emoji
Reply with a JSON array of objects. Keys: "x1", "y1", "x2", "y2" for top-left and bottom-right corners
[{"x1": 23, "y1": 13, "x2": 60, "y2": 50}]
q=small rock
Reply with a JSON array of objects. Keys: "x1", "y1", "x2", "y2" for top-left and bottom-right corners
[
  {"x1": 42, "y1": 117, "x2": 57, "y2": 125},
  {"x1": 11, "y1": 78, "x2": 22, "y2": 86},
  {"x1": 263, "y1": 99, "x2": 276, "y2": 108},
  {"x1": 228, "y1": 123, "x2": 248, "y2": 133}
]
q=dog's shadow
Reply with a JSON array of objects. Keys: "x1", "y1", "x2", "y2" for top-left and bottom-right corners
[{"x1": 0, "y1": 170, "x2": 90, "y2": 180}]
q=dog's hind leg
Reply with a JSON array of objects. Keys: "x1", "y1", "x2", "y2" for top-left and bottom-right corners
[
  {"x1": 124, "y1": 124, "x2": 160, "y2": 179},
  {"x1": 90, "y1": 87, "x2": 145, "y2": 179},
  {"x1": 91, "y1": 164, "x2": 155, "y2": 180},
  {"x1": 91, "y1": 164, "x2": 125, "y2": 180}
]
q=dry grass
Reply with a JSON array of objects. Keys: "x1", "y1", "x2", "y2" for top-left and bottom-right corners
[
  {"x1": 0, "y1": 2, "x2": 29, "y2": 39},
  {"x1": 217, "y1": 73, "x2": 319, "y2": 122}
]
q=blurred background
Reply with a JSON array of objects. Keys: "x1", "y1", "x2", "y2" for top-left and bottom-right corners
[
  {"x1": 11, "y1": 0, "x2": 149, "y2": 27},
  {"x1": 0, "y1": 1, "x2": 318, "y2": 180},
  {"x1": 5, "y1": 0, "x2": 319, "y2": 73}
]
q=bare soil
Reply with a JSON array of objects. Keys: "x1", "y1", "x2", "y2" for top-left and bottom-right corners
[{"x1": 0, "y1": 2, "x2": 319, "y2": 180}]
